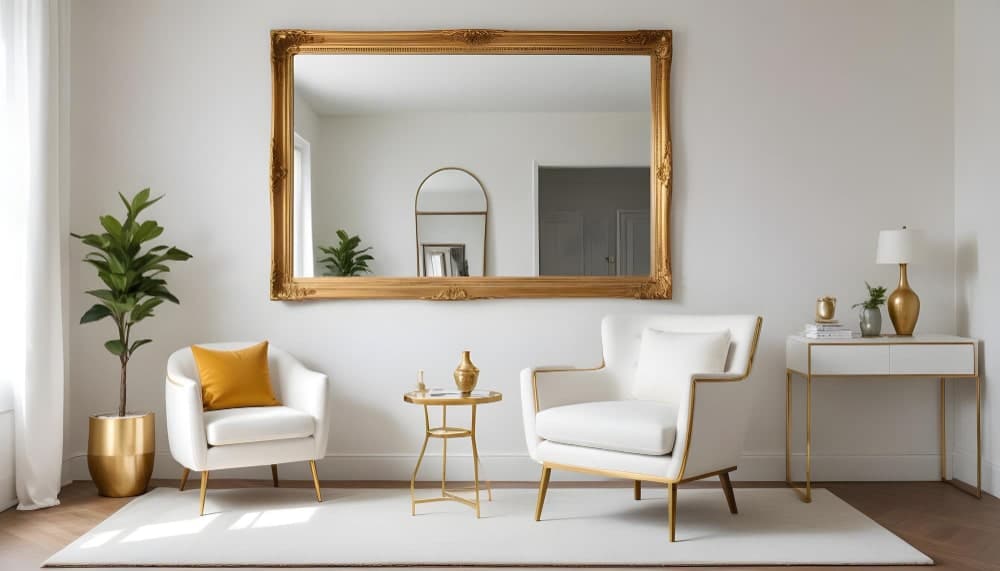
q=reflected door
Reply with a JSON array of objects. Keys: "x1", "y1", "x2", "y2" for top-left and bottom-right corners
[
  {"x1": 538, "y1": 210, "x2": 584, "y2": 275},
  {"x1": 616, "y1": 209, "x2": 650, "y2": 276}
]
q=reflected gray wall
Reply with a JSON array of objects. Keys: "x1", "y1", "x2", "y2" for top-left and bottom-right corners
[{"x1": 538, "y1": 167, "x2": 649, "y2": 276}]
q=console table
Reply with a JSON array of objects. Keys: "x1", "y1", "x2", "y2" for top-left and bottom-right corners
[{"x1": 785, "y1": 334, "x2": 981, "y2": 502}]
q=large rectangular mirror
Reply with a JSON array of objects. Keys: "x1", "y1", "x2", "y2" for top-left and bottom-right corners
[{"x1": 271, "y1": 30, "x2": 672, "y2": 300}]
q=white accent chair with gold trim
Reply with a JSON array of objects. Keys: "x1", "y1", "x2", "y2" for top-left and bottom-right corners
[
  {"x1": 520, "y1": 314, "x2": 762, "y2": 541},
  {"x1": 165, "y1": 343, "x2": 332, "y2": 515}
]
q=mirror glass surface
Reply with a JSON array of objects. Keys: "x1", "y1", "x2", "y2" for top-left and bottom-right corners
[{"x1": 291, "y1": 54, "x2": 651, "y2": 278}]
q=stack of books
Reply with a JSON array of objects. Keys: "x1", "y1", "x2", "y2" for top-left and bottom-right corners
[{"x1": 803, "y1": 321, "x2": 854, "y2": 339}]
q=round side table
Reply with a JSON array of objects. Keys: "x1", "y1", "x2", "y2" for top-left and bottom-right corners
[{"x1": 403, "y1": 389, "x2": 502, "y2": 518}]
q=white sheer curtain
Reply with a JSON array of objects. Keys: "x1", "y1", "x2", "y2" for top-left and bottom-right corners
[{"x1": 0, "y1": 0, "x2": 67, "y2": 510}]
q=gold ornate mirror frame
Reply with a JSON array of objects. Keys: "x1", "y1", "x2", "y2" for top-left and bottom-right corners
[{"x1": 270, "y1": 29, "x2": 672, "y2": 301}]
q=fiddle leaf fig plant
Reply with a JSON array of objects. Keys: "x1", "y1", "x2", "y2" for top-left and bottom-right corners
[
  {"x1": 852, "y1": 281, "x2": 887, "y2": 311},
  {"x1": 318, "y1": 229, "x2": 374, "y2": 276},
  {"x1": 72, "y1": 189, "x2": 192, "y2": 417}
]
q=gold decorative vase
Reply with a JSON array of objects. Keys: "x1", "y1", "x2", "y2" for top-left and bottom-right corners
[
  {"x1": 87, "y1": 412, "x2": 155, "y2": 497},
  {"x1": 887, "y1": 263, "x2": 920, "y2": 335},
  {"x1": 815, "y1": 296, "x2": 837, "y2": 322},
  {"x1": 453, "y1": 351, "x2": 480, "y2": 394}
]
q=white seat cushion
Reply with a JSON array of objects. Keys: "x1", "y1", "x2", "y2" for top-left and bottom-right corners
[
  {"x1": 203, "y1": 406, "x2": 315, "y2": 446},
  {"x1": 535, "y1": 400, "x2": 678, "y2": 456}
]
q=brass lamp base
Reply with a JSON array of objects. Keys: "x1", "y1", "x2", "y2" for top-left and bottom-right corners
[{"x1": 888, "y1": 263, "x2": 920, "y2": 336}]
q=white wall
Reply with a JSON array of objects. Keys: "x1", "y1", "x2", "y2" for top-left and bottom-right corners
[
  {"x1": 311, "y1": 112, "x2": 648, "y2": 276},
  {"x1": 954, "y1": 0, "x2": 999, "y2": 496},
  {"x1": 66, "y1": 0, "x2": 957, "y2": 483}
]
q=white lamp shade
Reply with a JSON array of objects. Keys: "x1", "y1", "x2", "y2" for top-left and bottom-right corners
[{"x1": 876, "y1": 228, "x2": 921, "y2": 264}]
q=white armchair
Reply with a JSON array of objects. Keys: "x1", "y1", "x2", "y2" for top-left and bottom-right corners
[
  {"x1": 165, "y1": 342, "x2": 332, "y2": 515},
  {"x1": 521, "y1": 314, "x2": 762, "y2": 541}
]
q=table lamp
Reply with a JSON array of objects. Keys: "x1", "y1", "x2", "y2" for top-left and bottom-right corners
[{"x1": 876, "y1": 226, "x2": 921, "y2": 335}]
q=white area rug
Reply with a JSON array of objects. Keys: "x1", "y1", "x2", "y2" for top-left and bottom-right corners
[{"x1": 46, "y1": 486, "x2": 931, "y2": 567}]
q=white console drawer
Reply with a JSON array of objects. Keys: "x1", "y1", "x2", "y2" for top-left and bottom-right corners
[
  {"x1": 809, "y1": 345, "x2": 890, "y2": 375},
  {"x1": 890, "y1": 344, "x2": 975, "y2": 375}
]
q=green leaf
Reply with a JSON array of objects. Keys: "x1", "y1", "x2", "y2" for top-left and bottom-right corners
[
  {"x1": 129, "y1": 339, "x2": 153, "y2": 355},
  {"x1": 85, "y1": 289, "x2": 118, "y2": 302},
  {"x1": 130, "y1": 297, "x2": 163, "y2": 322},
  {"x1": 99, "y1": 215, "x2": 124, "y2": 240},
  {"x1": 80, "y1": 304, "x2": 112, "y2": 323},
  {"x1": 133, "y1": 220, "x2": 164, "y2": 243},
  {"x1": 148, "y1": 286, "x2": 180, "y2": 304},
  {"x1": 118, "y1": 192, "x2": 133, "y2": 216},
  {"x1": 104, "y1": 340, "x2": 126, "y2": 356}
]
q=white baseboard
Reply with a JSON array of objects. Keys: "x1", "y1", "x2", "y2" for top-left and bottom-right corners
[{"x1": 61, "y1": 449, "x2": 987, "y2": 489}]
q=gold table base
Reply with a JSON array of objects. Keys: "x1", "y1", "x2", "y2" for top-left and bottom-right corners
[
  {"x1": 409, "y1": 404, "x2": 493, "y2": 517},
  {"x1": 786, "y1": 369, "x2": 982, "y2": 502}
]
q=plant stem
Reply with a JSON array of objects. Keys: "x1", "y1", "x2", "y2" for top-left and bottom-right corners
[{"x1": 118, "y1": 356, "x2": 127, "y2": 417}]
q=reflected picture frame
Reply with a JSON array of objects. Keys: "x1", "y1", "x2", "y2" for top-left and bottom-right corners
[
  {"x1": 270, "y1": 29, "x2": 672, "y2": 300},
  {"x1": 421, "y1": 243, "x2": 468, "y2": 277}
]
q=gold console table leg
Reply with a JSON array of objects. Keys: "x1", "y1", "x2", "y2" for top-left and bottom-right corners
[
  {"x1": 939, "y1": 376, "x2": 983, "y2": 499},
  {"x1": 785, "y1": 369, "x2": 812, "y2": 503},
  {"x1": 786, "y1": 370, "x2": 982, "y2": 503}
]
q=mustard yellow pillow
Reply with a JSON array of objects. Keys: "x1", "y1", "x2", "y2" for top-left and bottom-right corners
[{"x1": 191, "y1": 341, "x2": 281, "y2": 411}]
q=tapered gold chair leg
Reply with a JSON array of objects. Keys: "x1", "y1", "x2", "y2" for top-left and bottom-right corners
[
  {"x1": 271, "y1": 464, "x2": 279, "y2": 487},
  {"x1": 720, "y1": 472, "x2": 738, "y2": 514},
  {"x1": 534, "y1": 465, "x2": 552, "y2": 521},
  {"x1": 667, "y1": 482, "x2": 677, "y2": 542},
  {"x1": 198, "y1": 471, "x2": 210, "y2": 516},
  {"x1": 179, "y1": 468, "x2": 190, "y2": 491},
  {"x1": 309, "y1": 460, "x2": 323, "y2": 502},
  {"x1": 634, "y1": 480, "x2": 641, "y2": 500}
]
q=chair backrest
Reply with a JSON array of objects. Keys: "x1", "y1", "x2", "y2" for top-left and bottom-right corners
[
  {"x1": 166, "y1": 342, "x2": 292, "y2": 399},
  {"x1": 601, "y1": 314, "x2": 761, "y2": 387}
]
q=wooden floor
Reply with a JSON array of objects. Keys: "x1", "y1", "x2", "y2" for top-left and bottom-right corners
[{"x1": 0, "y1": 479, "x2": 997, "y2": 570}]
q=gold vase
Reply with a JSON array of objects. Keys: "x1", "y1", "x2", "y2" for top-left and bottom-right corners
[
  {"x1": 87, "y1": 412, "x2": 155, "y2": 497},
  {"x1": 815, "y1": 296, "x2": 837, "y2": 322},
  {"x1": 453, "y1": 351, "x2": 480, "y2": 394},
  {"x1": 887, "y1": 263, "x2": 920, "y2": 335}
]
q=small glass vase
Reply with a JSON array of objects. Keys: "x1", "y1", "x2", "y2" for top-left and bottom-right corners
[{"x1": 859, "y1": 307, "x2": 882, "y2": 337}]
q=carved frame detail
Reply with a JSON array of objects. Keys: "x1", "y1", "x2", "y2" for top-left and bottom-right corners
[{"x1": 270, "y1": 29, "x2": 673, "y2": 300}]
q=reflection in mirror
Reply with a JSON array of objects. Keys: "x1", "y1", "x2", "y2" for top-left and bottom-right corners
[
  {"x1": 415, "y1": 168, "x2": 486, "y2": 277},
  {"x1": 291, "y1": 54, "x2": 650, "y2": 278},
  {"x1": 537, "y1": 167, "x2": 650, "y2": 276}
]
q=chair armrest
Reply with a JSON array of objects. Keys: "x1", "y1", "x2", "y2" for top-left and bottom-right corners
[
  {"x1": 522, "y1": 365, "x2": 618, "y2": 412},
  {"x1": 164, "y1": 374, "x2": 208, "y2": 470},
  {"x1": 277, "y1": 360, "x2": 331, "y2": 459},
  {"x1": 519, "y1": 365, "x2": 617, "y2": 462},
  {"x1": 672, "y1": 373, "x2": 753, "y2": 480}
]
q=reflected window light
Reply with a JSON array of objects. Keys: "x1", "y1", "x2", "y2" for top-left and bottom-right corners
[
  {"x1": 80, "y1": 529, "x2": 122, "y2": 549},
  {"x1": 229, "y1": 511, "x2": 261, "y2": 530},
  {"x1": 253, "y1": 506, "x2": 317, "y2": 528},
  {"x1": 123, "y1": 514, "x2": 218, "y2": 542}
]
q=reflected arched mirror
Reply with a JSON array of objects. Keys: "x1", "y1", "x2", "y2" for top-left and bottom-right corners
[{"x1": 415, "y1": 168, "x2": 487, "y2": 277}]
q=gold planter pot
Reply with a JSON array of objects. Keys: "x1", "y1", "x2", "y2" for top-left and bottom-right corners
[{"x1": 88, "y1": 412, "x2": 155, "y2": 497}]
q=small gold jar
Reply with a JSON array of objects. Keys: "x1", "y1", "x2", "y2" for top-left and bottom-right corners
[
  {"x1": 453, "y1": 351, "x2": 480, "y2": 394},
  {"x1": 816, "y1": 296, "x2": 837, "y2": 322}
]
